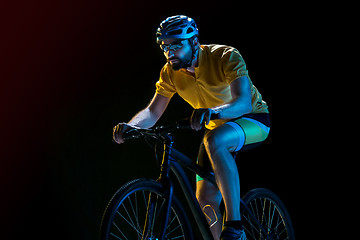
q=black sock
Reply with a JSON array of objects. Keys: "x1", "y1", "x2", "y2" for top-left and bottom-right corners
[{"x1": 224, "y1": 220, "x2": 243, "y2": 230}]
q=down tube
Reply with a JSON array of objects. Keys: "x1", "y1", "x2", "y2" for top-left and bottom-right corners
[{"x1": 170, "y1": 161, "x2": 214, "y2": 240}]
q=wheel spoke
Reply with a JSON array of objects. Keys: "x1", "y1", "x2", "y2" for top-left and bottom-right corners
[
  {"x1": 128, "y1": 193, "x2": 141, "y2": 234},
  {"x1": 242, "y1": 213, "x2": 262, "y2": 238},
  {"x1": 116, "y1": 210, "x2": 143, "y2": 235},
  {"x1": 110, "y1": 232, "x2": 123, "y2": 240},
  {"x1": 242, "y1": 189, "x2": 294, "y2": 240},
  {"x1": 111, "y1": 222, "x2": 129, "y2": 240},
  {"x1": 103, "y1": 184, "x2": 188, "y2": 240},
  {"x1": 268, "y1": 201, "x2": 276, "y2": 230}
]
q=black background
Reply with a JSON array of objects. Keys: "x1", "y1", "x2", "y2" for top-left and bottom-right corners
[{"x1": 1, "y1": 1, "x2": 333, "y2": 239}]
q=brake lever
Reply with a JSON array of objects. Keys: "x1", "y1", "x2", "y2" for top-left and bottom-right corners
[
  {"x1": 173, "y1": 112, "x2": 221, "y2": 131},
  {"x1": 123, "y1": 127, "x2": 152, "y2": 140}
]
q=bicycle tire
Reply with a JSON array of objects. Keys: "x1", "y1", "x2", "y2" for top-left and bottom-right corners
[
  {"x1": 242, "y1": 188, "x2": 295, "y2": 240},
  {"x1": 99, "y1": 178, "x2": 193, "y2": 240}
]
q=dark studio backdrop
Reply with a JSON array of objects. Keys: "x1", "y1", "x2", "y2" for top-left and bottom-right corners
[{"x1": 1, "y1": 1, "x2": 331, "y2": 239}]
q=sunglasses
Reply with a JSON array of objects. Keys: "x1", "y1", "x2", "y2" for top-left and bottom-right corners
[{"x1": 160, "y1": 40, "x2": 185, "y2": 52}]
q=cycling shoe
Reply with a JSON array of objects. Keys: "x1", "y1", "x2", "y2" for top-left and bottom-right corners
[{"x1": 220, "y1": 226, "x2": 247, "y2": 240}]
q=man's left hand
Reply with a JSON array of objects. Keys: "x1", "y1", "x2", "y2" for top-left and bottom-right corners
[{"x1": 190, "y1": 108, "x2": 215, "y2": 131}]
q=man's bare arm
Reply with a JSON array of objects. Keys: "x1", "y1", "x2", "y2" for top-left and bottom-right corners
[
  {"x1": 128, "y1": 93, "x2": 171, "y2": 129},
  {"x1": 113, "y1": 93, "x2": 170, "y2": 144}
]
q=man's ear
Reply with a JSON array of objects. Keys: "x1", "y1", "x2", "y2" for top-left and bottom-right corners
[{"x1": 192, "y1": 36, "x2": 200, "y2": 49}]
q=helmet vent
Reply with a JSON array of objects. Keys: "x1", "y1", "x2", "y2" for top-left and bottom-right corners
[
  {"x1": 156, "y1": 15, "x2": 199, "y2": 43},
  {"x1": 186, "y1": 28, "x2": 194, "y2": 34},
  {"x1": 168, "y1": 29, "x2": 182, "y2": 35}
]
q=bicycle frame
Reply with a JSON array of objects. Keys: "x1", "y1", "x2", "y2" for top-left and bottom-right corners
[
  {"x1": 170, "y1": 155, "x2": 215, "y2": 240},
  {"x1": 152, "y1": 133, "x2": 271, "y2": 240},
  {"x1": 153, "y1": 133, "x2": 214, "y2": 240}
]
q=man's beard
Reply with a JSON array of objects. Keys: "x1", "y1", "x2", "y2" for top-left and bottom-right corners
[{"x1": 168, "y1": 56, "x2": 192, "y2": 71}]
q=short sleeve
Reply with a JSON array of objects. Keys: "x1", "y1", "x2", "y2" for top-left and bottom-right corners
[
  {"x1": 221, "y1": 48, "x2": 249, "y2": 84},
  {"x1": 155, "y1": 65, "x2": 177, "y2": 98}
]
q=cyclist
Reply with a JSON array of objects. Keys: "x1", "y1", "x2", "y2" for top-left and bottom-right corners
[{"x1": 113, "y1": 15, "x2": 270, "y2": 240}]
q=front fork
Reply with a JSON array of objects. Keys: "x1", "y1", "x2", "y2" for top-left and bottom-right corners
[{"x1": 142, "y1": 134, "x2": 174, "y2": 240}]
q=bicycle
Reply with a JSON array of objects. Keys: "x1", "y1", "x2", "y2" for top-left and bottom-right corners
[{"x1": 100, "y1": 118, "x2": 295, "y2": 240}]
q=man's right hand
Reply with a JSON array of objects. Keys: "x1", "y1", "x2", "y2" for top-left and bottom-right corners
[{"x1": 113, "y1": 123, "x2": 134, "y2": 144}]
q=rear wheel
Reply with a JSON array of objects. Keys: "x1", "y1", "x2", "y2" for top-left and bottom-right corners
[
  {"x1": 242, "y1": 188, "x2": 295, "y2": 240},
  {"x1": 100, "y1": 179, "x2": 193, "y2": 240}
]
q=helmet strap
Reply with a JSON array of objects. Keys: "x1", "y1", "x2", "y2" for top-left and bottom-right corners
[{"x1": 184, "y1": 38, "x2": 198, "y2": 68}]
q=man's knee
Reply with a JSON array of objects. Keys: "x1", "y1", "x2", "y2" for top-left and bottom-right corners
[
  {"x1": 203, "y1": 131, "x2": 222, "y2": 155},
  {"x1": 203, "y1": 124, "x2": 240, "y2": 155}
]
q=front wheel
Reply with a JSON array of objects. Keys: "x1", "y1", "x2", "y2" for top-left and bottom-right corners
[
  {"x1": 99, "y1": 179, "x2": 193, "y2": 240},
  {"x1": 242, "y1": 188, "x2": 295, "y2": 240}
]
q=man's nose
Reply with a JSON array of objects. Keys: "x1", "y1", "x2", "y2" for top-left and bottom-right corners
[{"x1": 165, "y1": 49, "x2": 175, "y2": 58}]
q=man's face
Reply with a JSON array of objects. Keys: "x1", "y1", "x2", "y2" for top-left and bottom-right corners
[{"x1": 160, "y1": 38, "x2": 193, "y2": 70}]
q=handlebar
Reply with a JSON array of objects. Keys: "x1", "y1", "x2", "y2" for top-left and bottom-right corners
[
  {"x1": 122, "y1": 118, "x2": 192, "y2": 141},
  {"x1": 122, "y1": 113, "x2": 220, "y2": 141}
]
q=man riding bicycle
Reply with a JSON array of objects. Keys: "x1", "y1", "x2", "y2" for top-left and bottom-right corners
[{"x1": 113, "y1": 15, "x2": 270, "y2": 240}]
